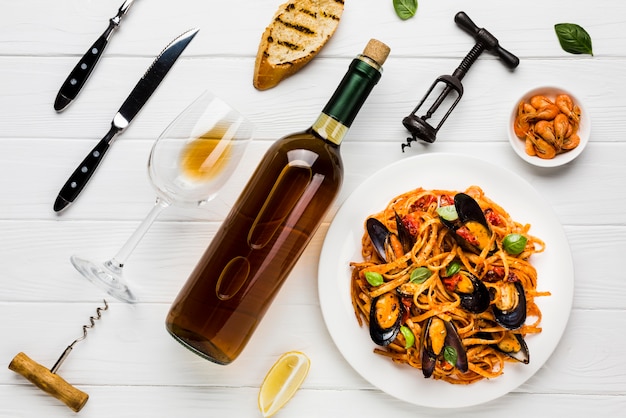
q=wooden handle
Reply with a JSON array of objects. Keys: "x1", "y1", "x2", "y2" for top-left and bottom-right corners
[{"x1": 8, "y1": 352, "x2": 89, "y2": 412}]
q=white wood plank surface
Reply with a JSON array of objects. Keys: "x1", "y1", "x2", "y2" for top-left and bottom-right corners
[{"x1": 1, "y1": 0, "x2": 625, "y2": 416}]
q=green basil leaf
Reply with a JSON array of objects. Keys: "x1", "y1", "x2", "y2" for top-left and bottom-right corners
[
  {"x1": 436, "y1": 205, "x2": 458, "y2": 221},
  {"x1": 503, "y1": 233, "x2": 528, "y2": 255},
  {"x1": 554, "y1": 23, "x2": 593, "y2": 56},
  {"x1": 400, "y1": 325, "x2": 415, "y2": 349},
  {"x1": 445, "y1": 261, "x2": 461, "y2": 277},
  {"x1": 393, "y1": 0, "x2": 418, "y2": 20},
  {"x1": 410, "y1": 267, "x2": 431, "y2": 284},
  {"x1": 365, "y1": 271, "x2": 384, "y2": 287},
  {"x1": 443, "y1": 346, "x2": 458, "y2": 366}
]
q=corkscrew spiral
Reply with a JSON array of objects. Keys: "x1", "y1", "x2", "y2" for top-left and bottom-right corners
[{"x1": 68, "y1": 299, "x2": 109, "y2": 349}]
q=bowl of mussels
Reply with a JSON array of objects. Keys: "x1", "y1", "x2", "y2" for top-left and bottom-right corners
[{"x1": 508, "y1": 86, "x2": 590, "y2": 167}]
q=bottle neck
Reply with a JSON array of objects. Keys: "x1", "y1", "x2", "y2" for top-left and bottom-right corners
[{"x1": 312, "y1": 55, "x2": 383, "y2": 145}]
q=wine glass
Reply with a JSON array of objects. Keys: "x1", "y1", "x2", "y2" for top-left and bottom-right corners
[{"x1": 71, "y1": 90, "x2": 254, "y2": 303}]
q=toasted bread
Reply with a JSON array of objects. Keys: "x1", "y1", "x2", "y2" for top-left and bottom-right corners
[{"x1": 253, "y1": 0, "x2": 344, "y2": 90}]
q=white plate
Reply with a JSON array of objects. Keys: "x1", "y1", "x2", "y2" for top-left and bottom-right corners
[{"x1": 318, "y1": 153, "x2": 574, "y2": 408}]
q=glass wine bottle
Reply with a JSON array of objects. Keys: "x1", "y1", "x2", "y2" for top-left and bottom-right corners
[{"x1": 166, "y1": 39, "x2": 390, "y2": 365}]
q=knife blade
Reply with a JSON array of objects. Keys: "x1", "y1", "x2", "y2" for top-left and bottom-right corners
[
  {"x1": 54, "y1": 0, "x2": 138, "y2": 112},
  {"x1": 53, "y1": 28, "x2": 199, "y2": 212}
]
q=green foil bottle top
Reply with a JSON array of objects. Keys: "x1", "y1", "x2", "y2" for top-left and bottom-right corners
[{"x1": 313, "y1": 39, "x2": 390, "y2": 145}]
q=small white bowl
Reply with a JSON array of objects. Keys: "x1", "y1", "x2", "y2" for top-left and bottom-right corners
[{"x1": 508, "y1": 86, "x2": 590, "y2": 167}]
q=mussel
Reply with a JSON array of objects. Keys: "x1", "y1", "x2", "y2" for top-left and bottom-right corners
[
  {"x1": 493, "y1": 281, "x2": 527, "y2": 330},
  {"x1": 420, "y1": 316, "x2": 468, "y2": 378},
  {"x1": 475, "y1": 329, "x2": 530, "y2": 364},
  {"x1": 496, "y1": 332, "x2": 530, "y2": 364},
  {"x1": 439, "y1": 193, "x2": 496, "y2": 254},
  {"x1": 369, "y1": 292, "x2": 403, "y2": 346},
  {"x1": 442, "y1": 269, "x2": 490, "y2": 313},
  {"x1": 366, "y1": 213, "x2": 414, "y2": 263}
]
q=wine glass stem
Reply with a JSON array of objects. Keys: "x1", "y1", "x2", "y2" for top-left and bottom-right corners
[{"x1": 110, "y1": 198, "x2": 170, "y2": 268}]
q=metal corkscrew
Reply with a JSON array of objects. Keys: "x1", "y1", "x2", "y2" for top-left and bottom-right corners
[
  {"x1": 8, "y1": 300, "x2": 109, "y2": 413},
  {"x1": 401, "y1": 11, "x2": 520, "y2": 150}
]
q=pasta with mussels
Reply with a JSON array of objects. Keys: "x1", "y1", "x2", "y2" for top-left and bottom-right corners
[{"x1": 350, "y1": 185, "x2": 550, "y2": 384}]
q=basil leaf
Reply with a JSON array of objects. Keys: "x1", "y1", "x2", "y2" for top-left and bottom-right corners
[
  {"x1": 400, "y1": 325, "x2": 415, "y2": 349},
  {"x1": 410, "y1": 267, "x2": 431, "y2": 284},
  {"x1": 503, "y1": 233, "x2": 528, "y2": 255},
  {"x1": 393, "y1": 0, "x2": 418, "y2": 20},
  {"x1": 365, "y1": 271, "x2": 384, "y2": 287},
  {"x1": 554, "y1": 23, "x2": 593, "y2": 56},
  {"x1": 445, "y1": 261, "x2": 461, "y2": 277},
  {"x1": 443, "y1": 346, "x2": 458, "y2": 366},
  {"x1": 436, "y1": 205, "x2": 458, "y2": 221}
]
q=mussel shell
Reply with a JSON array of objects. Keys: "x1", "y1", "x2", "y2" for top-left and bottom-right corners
[
  {"x1": 454, "y1": 193, "x2": 489, "y2": 228},
  {"x1": 498, "y1": 333, "x2": 530, "y2": 364},
  {"x1": 420, "y1": 317, "x2": 468, "y2": 378},
  {"x1": 444, "y1": 320, "x2": 469, "y2": 373},
  {"x1": 421, "y1": 351, "x2": 437, "y2": 379},
  {"x1": 366, "y1": 215, "x2": 414, "y2": 263},
  {"x1": 420, "y1": 317, "x2": 437, "y2": 378},
  {"x1": 457, "y1": 272, "x2": 491, "y2": 314},
  {"x1": 397, "y1": 282, "x2": 420, "y2": 298},
  {"x1": 366, "y1": 218, "x2": 391, "y2": 262},
  {"x1": 475, "y1": 331, "x2": 530, "y2": 364},
  {"x1": 394, "y1": 211, "x2": 414, "y2": 254},
  {"x1": 369, "y1": 292, "x2": 403, "y2": 346},
  {"x1": 440, "y1": 193, "x2": 495, "y2": 254},
  {"x1": 493, "y1": 281, "x2": 527, "y2": 330}
]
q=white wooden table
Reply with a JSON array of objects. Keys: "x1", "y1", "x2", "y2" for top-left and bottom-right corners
[{"x1": 2, "y1": 0, "x2": 625, "y2": 416}]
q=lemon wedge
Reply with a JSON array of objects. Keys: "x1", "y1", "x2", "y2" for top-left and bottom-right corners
[{"x1": 258, "y1": 351, "x2": 310, "y2": 417}]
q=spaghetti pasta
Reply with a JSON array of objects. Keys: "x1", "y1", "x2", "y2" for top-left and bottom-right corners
[{"x1": 350, "y1": 185, "x2": 549, "y2": 384}]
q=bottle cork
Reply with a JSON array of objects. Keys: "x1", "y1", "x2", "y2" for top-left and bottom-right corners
[{"x1": 363, "y1": 39, "x2": 391, "y2": 66}]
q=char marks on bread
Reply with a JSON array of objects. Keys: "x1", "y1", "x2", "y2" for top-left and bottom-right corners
[{"x1": 253, "y1": 0, "x2": 345, "y2": 90}]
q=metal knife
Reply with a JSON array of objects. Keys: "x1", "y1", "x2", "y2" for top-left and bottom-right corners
[
  {"x1": 53, "y1": 28, "x2": 199, "y2": 212},
  {"x1": 54, "y1": 0, "x2": 137, "y2": 112}
]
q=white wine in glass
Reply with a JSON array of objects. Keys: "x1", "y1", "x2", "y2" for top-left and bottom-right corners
[{"x1": 71, "y1": 90, "x2": 254, "y2": 303}]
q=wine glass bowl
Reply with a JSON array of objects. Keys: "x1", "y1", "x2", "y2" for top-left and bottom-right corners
[
  {"x1": 150, "y1": 94, "x2": 252, "y2": 204},
  {"x1": 71, "y1": 91, "x2": 254, "y2": 303}
]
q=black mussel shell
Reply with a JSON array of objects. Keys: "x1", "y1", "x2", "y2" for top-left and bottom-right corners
[
  {"x1": 444, "y1": 320, "x2": 469, "y2": 373},
  {"x1": 454, "y1": 193, "x2": 488, "y2": 228},
  {"x1": 367, "y1": 215, "x2": 414, "y2": 263},
  {"x1": 494, "y1": 281, "x2": 527, "y2": 330},
  {"x1": 421, "y1": 351, "x2": 437, "y2": 379},
  {"x1": 440, "y1": 193, "x2": 495, "y2": 254},
  {"x1": 394, "y1": 211, "x2": 415, "y2": 254},
  {"x1": 449, "y1": 271, "x2": 491, "y2": 314},
  {"x1": 420, "y1": 316, "x2": 468, "y2": 378},
  {"x1": 476, "y1": 330, "x2": 530, "y2": 364},
  {"x1": 369, "y1": 292, "x2": 403, "y2": 346},
  {"x1": 366, "y1": 218, "x2": 391, "y2": 262},
  {"x1": 420, "y1": 316, "x2": 439, "y2": 378},
  {"x1": 497, "y1": 332, "x2": 530, "y2": 364},
  {"x1": 443, "y1": 270, "x2": 491, "y2": 313}
]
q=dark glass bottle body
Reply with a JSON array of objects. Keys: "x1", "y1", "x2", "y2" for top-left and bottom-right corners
[{"x1": 166, "y1": 54, "x2": 383, "y2": 365}]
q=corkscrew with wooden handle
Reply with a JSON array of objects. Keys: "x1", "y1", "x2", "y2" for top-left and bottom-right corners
[{"x1": 8, "y1": 300, "x2": 109, "y2": 413}]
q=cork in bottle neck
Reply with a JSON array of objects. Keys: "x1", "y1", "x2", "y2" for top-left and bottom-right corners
[{"x1": 360, "y1": 39, "x2": 391, "y2": 70}]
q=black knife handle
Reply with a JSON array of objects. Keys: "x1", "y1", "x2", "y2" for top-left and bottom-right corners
[
  {"x1": 54, "y1": 22, "x2": 118, "y2": 111},
  {"x1": 54, "y1": 126, "x2": 120, "y2": 212}
]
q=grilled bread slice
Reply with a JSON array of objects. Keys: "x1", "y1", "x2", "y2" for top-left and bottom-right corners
[{"x1": 253, "y1": 0, "x2": 345, "y2": 90}]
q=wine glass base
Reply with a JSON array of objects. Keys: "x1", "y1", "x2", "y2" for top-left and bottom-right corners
[{"x1": 70, "y1": 256, "x2": 137, "y2": 303}]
